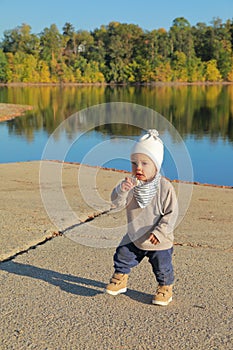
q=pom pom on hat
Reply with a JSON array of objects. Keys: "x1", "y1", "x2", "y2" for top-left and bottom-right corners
[{"x1": 131, "y1": 129, "x2": 164, "y2": 171}]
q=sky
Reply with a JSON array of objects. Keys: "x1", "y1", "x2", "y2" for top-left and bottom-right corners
[{"x1": 0, "y1": 0, "x2": 233, "y2": 39}]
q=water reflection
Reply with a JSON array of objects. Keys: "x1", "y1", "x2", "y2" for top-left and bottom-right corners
[
  {"x1": 0, "y1": 85, "x2": 233, "y2": 186},
  {"x1": 1, "y1": 85, "x2": 232, "y2": 143}
]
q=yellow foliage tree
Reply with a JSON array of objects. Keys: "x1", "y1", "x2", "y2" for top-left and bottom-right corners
[
  {"x1": 38, "y1": 61, "x2": 50, "y2": 83},
  {"x1": 155, "y1": 61, "x2": 173, "y2": 82},
  {"x1": 171, "y1": 51, "x2": 188, "y2": 82},
  {"x1": 21, "y1": 55, "x2": 40, "y2": 83},
  {"x1": 226, "y1": 58, "x2": 233, "y2": 82},
  {"x1": 205, "y1": 60, "x2": 222, "y2": 82}
]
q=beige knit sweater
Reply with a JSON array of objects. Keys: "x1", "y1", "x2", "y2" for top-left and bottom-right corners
[{"x1": 111, "y1": 176, "x2": 178, "y2": 251}]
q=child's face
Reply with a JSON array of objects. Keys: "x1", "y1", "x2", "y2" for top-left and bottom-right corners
[{"x1": 131, "y1": 153, "x2": 157, "y2": 182}]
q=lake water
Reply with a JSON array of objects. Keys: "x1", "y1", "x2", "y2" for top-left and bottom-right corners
[{"x1": 0, "y1": 85, "x2": 233, "y2": 186}]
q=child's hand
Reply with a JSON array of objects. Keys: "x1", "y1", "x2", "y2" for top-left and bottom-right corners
[
  {"x1": 121, "y1": 177, "x2": 136, "y2": 192},
  {"x1": 149, "y1": 233, "x2": 159, "y2": 245}
]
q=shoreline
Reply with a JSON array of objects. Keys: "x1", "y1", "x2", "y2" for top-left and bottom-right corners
[
  {"x1": 0, "y1": 81, "x2": 233, "y2": 87},
  {"x1": 2, "y1": 159, "x2": 233, "y2": 189},
  {"x1": 0, "y1": 103, "x2": 33, "y2": 122},
  {"x1": 60, "y1": 160, "x2": 233, "y2": 189}
]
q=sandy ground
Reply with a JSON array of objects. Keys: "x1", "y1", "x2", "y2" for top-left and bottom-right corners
[
  {"x1": 0, "y1": 161, "x2": 232, "y2": 349},
  {"x1": 0, "y1": 103, "x2": 33, "y2": 122}
]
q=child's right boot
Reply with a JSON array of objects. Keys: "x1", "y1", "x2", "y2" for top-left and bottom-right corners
[{"x1": 105, "y1": 273, "x2": 128, "y2": 296}]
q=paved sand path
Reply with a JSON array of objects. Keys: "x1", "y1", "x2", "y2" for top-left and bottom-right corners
[{"x1": 0, "y1": 161, "x2": 232, "y2": 349}]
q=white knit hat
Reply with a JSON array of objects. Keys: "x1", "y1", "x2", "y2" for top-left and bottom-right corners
[{"x1": 131, "y1": 129, "x2": 164, "y2": 171}]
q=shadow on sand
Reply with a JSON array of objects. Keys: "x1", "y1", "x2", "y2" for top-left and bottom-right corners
[{"x1": 0, "y1": 261, "x2": 153, "y2": 304}]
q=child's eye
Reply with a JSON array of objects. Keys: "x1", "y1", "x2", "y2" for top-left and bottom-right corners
[
  {"x1": 142, "y1": 162, "x2": 147, "y2": 166},
  {"x1": 131, "y1": 161, "x2": 137, "y2": 166}
]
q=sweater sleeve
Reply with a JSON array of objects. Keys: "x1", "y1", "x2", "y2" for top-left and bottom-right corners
[
  {"x1": 151, "y1": 182, "x2": 178, "y2": 244},
  {"x1": 111, "y1": 182, "x2": 129, "y2": 209}
]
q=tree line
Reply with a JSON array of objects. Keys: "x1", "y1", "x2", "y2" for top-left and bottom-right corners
[{"x1": 0, "y1": 17, "x2": 233, "y2": 84}]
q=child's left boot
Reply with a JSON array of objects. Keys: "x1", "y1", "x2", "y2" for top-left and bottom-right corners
[{"x1": 152, "y1": 285, "x2": 173, "y2": 306}]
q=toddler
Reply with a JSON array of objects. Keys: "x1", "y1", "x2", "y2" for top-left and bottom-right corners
[{"x1": 105, "y1": 129, "x2": 178, "y2": 306}]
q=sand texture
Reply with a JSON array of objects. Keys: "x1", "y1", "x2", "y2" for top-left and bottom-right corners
[{"x1": 0, "y1": 161, "x2": 232, "y2": 349}]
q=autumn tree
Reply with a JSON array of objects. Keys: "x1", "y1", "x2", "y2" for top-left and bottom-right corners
[
  {"x1": 0, "y1": 18, "x2": 233, "y2": 83},
  {"x1": 205, "y1": 59, "x2": 222, "y2": 81}
]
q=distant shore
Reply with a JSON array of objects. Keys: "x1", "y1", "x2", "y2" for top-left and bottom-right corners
[{"x1": 0, "y1": 81, "x2": 233, "y2": 88}]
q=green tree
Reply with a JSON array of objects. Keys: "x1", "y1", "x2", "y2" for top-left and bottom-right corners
[
  {"x1": 217, "y1": 39, "x2": 232, "y2": 79},
  {"x1": 82, "y1": 61, "x2": 105, "y2": 83},
  {"x1": 104, "y1": 22, "x2": 143, "y2": 82},
  {"x1": 0, "y1": 49, "x2": 8, "y2": 82},
  {"x1": 157, "y1": 28, "x2": 171, "y2": 59},
  {"x1": 187, "y1": 56, "x2": 205, "y2": 82},
  {"x1": 62, "y1": 22, "x2": 77, "y2": 65},
  {"x1": 74, "y1": 56, "x2": 88, "y2": 75},
  {"x1": 170, "y1": 17, "x2": 194, "y2": 58},
  {"x1": 39, "y1": 24, "x2": 63, "y2": 62},
  {"x1": 90, "y1": 25, "x2": 108, "y2": 65},
  {"x1": 39, "y1": 24, "x2": 64, "y2": 82},
  {"x1": 108, "y1": 60, "x2": 126, "y2": 83},
  {"x1": 123, "y1": 60, "x2": 140, "y2": 83},
  {"x1": 139, "y1": 30, "x2": 159, "y2": 68},
  {"x1": 1, "y1": 24, "x2": 39, "y2": 56},
  {"x1": 227, "y1": 58, "x2": 233, "y2": 81},
  {"x1": 137, "y1": 58, "x2": 154, "y2": 82},
  {"x1": 193, "y1": 17, "x2": 232, "y2": 79},
  {"x1": 74, "y1": 30, "x2": 94, "y2": 61},
  {"x1": 1, "y1": 28, "x2": 21, "y2": 53},
  {"x1": 192, "y1": 22, "x2": 215, "y2": 61}
]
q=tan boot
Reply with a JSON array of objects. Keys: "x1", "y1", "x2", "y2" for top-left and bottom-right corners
[
  {"x1": 152, "y1": 285, "x2": 173, "y2": 306},
  {"x1": 105, "y1": 273, "x2": 128, "y2": 296}
]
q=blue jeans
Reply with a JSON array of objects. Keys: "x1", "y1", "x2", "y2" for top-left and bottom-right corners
[{"x1": 114, "y1": 241, "x2": 174, "y2": 286}]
